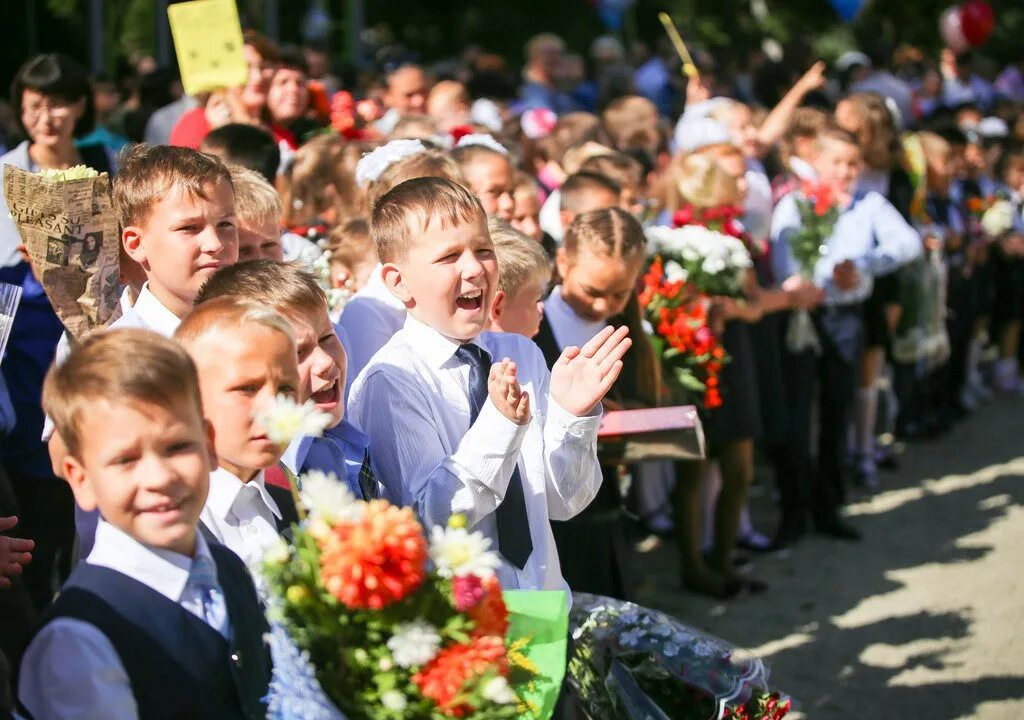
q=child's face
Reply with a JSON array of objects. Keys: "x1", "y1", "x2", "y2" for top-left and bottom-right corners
[
  {"x1": 491, "y1": 277, "x2": 546, "y2": 338},
  {"x1": 1004, "y1": 159, "x2": 1024, "y2": 193},
  {"x1": 556, "y1": 246, "x2": 640, "y2": 323},
  {"x1": 464, "y1": 155, "x2": 515, "y2": 221},
  {"x1": 237, "y1": 217, "x2": 283, "y2": 262},
  {"x1": 726, "y1": 105, "x2": 760, "y2": 158},
  {"x1": 64, "y1": 396, "x2": 214, "y2": 556},
  {"x1": 814, "y1": 139, "x2": 863, "y2": 195},
  {"x1": 126, "y1": 179, "x2": 239, "y2": 315},
  {"x1": 284, "y1": 307, "x2": 347, "y2": 426},
  {"x1": 192, "y1": 325, "x2": 300, "y2": 481},
  {"x1": 386, "y1": 215, "x2": 497, "y2": 342},
  {"x1": 512, "y1": 192, "x2": 542, "y2": 242},
  {"x1": 926, "y1": 146, "x2": 954, "y2": 190},
  {"x1": 717, "y1": 154, "x2": 749, "y2": 201}
]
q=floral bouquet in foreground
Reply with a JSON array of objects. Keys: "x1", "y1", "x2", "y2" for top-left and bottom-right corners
[
  {"x1": 785, "y1": 181, "x2": 839, "y2": 354},
  {"x1": 645, "y1": 225, "x2": 752, "y2": 299},
  {"x1": 261, "y1": 472, "x2": 565, "y2": 720},
  {"x1": 567, "y1": 593, "x2": 791, "y2": 720}
]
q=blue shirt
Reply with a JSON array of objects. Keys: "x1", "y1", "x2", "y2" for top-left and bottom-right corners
[
  {"x1": 280, "y1": 419, "x2": 384, "y2": 501},
  {"x1": 770, "y1": 190, "x2": 923, "y2": 306}
]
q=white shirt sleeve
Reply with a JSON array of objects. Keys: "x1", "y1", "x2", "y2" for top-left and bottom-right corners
[
  {"x1": 19, "y1": 619, "x2": 138, "y2": 720},
  {"x1": 352, "y1": 368, "x2": 527, "y2": 530}
]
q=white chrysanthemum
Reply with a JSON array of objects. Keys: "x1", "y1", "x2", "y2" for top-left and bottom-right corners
[
  {"x1": 380, "y1": 690, "x2": 407, "y2": 712},
  {"x1": 263, "y1": 535, "x2": 290, "y2": 565},
  {"x1": 429, "y1": 525, "x2": 501, "y2": 578},
  {"x1": 981, "y1": 200, "x2": 1015, "y2": 237},
  {"x1": 455, "y1": 133, "x2": 509, "y2": 155},
  {"x1": 354, "y1": 139, "x2": 426, "y2": 187},
  {"x1": 386, "y1": 620, "x2": 441, "y2": 668},
  {"x1": 299, "y1": 470, "x2": 364, "y2": 524},
  {"x1": 702, "y1": 256, "x2": 726, "y2": 274},
  {"x1": 480, "y1": 676, "x2": 517, "y2": 704},
  {"x1": 257, "y1": 395, "x2": 332, "y2": 446},
  {"x1": 664, "y1": 260, "x2": 688, "y2": 283}
]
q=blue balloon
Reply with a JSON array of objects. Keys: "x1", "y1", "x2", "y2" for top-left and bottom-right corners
[{"x1": 829, "y1": 0, "x2": 865, "y2": 22}]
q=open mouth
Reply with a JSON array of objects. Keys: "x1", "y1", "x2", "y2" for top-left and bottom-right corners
[
  {"x1": 455, "y1": 289, "x2": 483, "y2": 312},
  {"x1": 312, "y1": 381, "x2": 340, "y2": 408},
  {"x1": 142, "y1": 498, "x2": 185, "y2": 517}
]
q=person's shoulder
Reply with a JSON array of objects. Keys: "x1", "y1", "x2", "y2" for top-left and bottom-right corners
[
  {"x1": 482, "y1": 330, "x2": 547, "y2": 369},
  {"x1": 1, "y1": 140, "x2": 31, "y2": 169},
  {"x1": 352, "y1": 327, "x2": 418, "y2": 382},
  {"x1": 107, "y1": 305, "x2": 146, "y2": 331}
]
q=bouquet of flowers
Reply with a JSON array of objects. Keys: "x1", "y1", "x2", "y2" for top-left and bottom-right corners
[
  {"x1": 785, "y1": 181, "x2": 839, "y2": 353},
  {"x1": 980, "y1": 198, "x2": 1016, "y2": 238},
  {"x1": 311, "y1": 249, "x2": 353, "y2": 322},
  {"x1": 567, "y1": 594, "x2": 791, "y2": 720},
  {"x1": 640, "y1": 225, "x2": 751, "y2": 410},
  {"x1": 260, "y1": 473, "x2": 565, "y2": 720},
  {"x1": 330, "y1": 91, "x2": 384, "y2": 142}
]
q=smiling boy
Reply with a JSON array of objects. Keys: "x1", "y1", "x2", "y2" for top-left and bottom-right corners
[{"x1": 348, "y1": 177, "x2": 631, "y2": 593}]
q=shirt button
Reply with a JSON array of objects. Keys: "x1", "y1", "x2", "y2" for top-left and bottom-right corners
[{"x1": 231, "y1": 652, "x2": 242, "y2": 666}]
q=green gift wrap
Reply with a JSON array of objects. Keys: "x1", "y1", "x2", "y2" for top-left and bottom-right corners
[{"x1": 502, "y1": 590, "x2": 569, "y2": 720}]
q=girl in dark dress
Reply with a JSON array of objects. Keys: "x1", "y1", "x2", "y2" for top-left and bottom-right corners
[{"x1": 535, "y1": 208, "x2": 657, "y2": 601}]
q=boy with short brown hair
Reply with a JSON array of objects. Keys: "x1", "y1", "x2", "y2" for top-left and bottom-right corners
[
  {"x1": 349, "y1": 176, "x2": 631, "y2": 592},
  {"x1": 487, "y1": 218, "x2": 551, "y2": 338},
  {"x1": 23, "y1": 329, "x2": 270, "y2": 719}
]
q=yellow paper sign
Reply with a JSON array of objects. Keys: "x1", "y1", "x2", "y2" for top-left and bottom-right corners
[{"x1": 168, "y1": 0, "x2": 248, "y2": 96}]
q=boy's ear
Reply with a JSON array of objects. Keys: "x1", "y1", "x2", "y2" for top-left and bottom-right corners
[
  {"x1": 63, "y1": 455, "x2": 98, "y2": 513},
  {"x1": 122, "y1": 226, "x2": 146, "y2": 266},
  {"x1": 381, "y1": 262, "x2": 413, "y2": 306},
  {"x1": 555, "y1": 246, "x2": 571, "y2": 282},
  {"x1": 203, "y1": 419, "x2": 218, "y2": 469},
  {"x1": 490, "y1": 289, "x2": 507, "y2": 324}
]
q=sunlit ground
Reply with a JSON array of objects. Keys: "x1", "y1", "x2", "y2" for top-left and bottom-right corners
[{"x1": 633, "y1": 397, "x2": 1024, "y2": 719}]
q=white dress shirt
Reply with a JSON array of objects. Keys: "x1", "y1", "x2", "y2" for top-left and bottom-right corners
[
  {"x1": 348, "y1": 315, "x2": 603, "y2": 593},
  {"x1": 544, "y1": 287, "x2": 608, "y2": 350},
  {"x1": 18, "y1": 521, "x2": 225, "y2": 720},
  {"x1": 200, "y1": 468, "x2": 283, "y2": 569},
  {"x1": 337, "y1": 263, "x2": 407, "y2": 395}
]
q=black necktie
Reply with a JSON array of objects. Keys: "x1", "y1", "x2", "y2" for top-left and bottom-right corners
[
  {"x1": 455, "y1": 343, "x2": 533, "y2": 569},
  {"x1": 358, "y1": 450, "x2": 379, "y2": 500}
]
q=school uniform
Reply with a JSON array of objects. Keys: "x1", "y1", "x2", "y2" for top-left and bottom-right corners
[
  {"x1": 771, "y1": 190, "x2": 921, "y2": 524},
  {"x1": 336, "y1": 263, "x2": 407, "y2": 398},
  {"x1": 534, "y1": 289, "x2": 636, "y2": 600},
  {"x1": 348, "y1": 314, "x2": 603, "y2": 594},
  {"x1": 199, "y1": 468, "x2": 299, "y2": 568},
  {"x1": 17, "y1": 521, "x2": 271, "y2": 720},
  {"x1": 280, "y1": 420, "x2": 385, "y2": 501}
]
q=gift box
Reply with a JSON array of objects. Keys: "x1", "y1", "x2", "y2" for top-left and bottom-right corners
[{"x1": 597, "y1": 406, "x2": 705, "y2": 464}]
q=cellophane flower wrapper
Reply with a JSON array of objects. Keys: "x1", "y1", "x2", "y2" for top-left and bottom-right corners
[
  {"x1": 566, "y1": 594, "x2": 791, "y2": 720},
  {"x1": 261, "y1": 472, "x2": 564, "y2": 720},
  {"x1": 784, "y1": 185, "x2": 839, "y2": 355},
  {"x1": 892, "y1": 246, "x2": 950, "y2": 370},
  {"x1": 0, "y1": 282, "x2": 22, "y2": 364}
]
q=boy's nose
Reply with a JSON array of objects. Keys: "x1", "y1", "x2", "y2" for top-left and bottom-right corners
[{"x1": 497, "y1": 192, "x2": 515, "y2": 219}]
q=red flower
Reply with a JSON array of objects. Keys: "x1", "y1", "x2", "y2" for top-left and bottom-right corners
[
  {"x1": 450, "y1": 125, "x2": 475, "y2": 144},
  {"x1": 467, "y1": 575, "x2": 509, "y2": 637},
  {"x1": 412, "y1": 635, "x2": 508, "y2": 716},
  {"x1": 452, "y1": 574, "x2": 486, "y2": 612},
  {"x1": 672, "y1": 206, "x2": 696, "y2": 228}
]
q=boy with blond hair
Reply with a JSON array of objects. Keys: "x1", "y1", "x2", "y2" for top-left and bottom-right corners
[
  {"x1": 229, "y1": 164, "x2": 284, "y2": 262},
  {"x1": 348, "y1": 176, "x2": 631, "y2": 592},
  {"x1": 194, "y1": 260, "x2": 383, "y2": 500},
  {"x1": 487, "y1": 218, "x2": 551, "y2": 339},
  {"x1": 175, "y1": 298, "x2": 302, "y2": 567},
  {"x1": 22, "y1": 329, "x2": 270, "y2": 719}
]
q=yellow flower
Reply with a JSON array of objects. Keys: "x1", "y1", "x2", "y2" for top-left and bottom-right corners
[{"x1": 286, "y1": 585, "x2": 310, "y2": 605}]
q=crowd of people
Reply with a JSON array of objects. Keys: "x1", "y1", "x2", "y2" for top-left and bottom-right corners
[{"x1": 1, "y1": 24, "x2": 1023, "y2": 718}]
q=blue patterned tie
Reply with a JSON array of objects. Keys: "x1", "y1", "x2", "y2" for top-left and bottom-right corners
[
  {"x1": 455, "y1": 343, "x2": 533, "y2": 569},
  {"x1": 189, "y1": 553, "x2": 229, "y2": 638}
]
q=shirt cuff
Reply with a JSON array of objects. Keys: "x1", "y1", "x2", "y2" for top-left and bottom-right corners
[{"x1": 545, "y1": 397, "x2": 603, "y2": 441}]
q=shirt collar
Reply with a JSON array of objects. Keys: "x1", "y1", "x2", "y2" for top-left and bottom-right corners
[
  {"x1": 207, "y1": 467, "x2": 283, "y2": 521},
  {"x1": 86, "y1": 519, "x2": 213, "y2": 603},
  {"x1": 280, "y1": 434, "x2": 316, "y2": 476},
  {"x1": 402, "y1": 314, "x2": 487, "y2": 369},
  {"x1": 133, "y1": 282, "x2": 182, "y2": 337}
]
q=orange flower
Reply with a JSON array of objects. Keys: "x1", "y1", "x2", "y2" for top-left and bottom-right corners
[
  {"x1": 966, "y1": 197, "x2": 984, "y2": 213},
  {"x1": 412, "y1": 635, "x2": 509, "y2": 716},
  {"x1": 318, "y1": 500, "x2": 428, "y2": 609},
  {"x1": 468, "y1": 575, "x2": 509, "y2": 638}
]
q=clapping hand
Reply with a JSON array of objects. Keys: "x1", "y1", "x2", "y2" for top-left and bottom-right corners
[
  {"x1": 550, "y1": 326, "x2": 632, "y2": 416},
  {"x1": 488, "y1": 359, "x2": 531, "y2": 426},
  {"x1": 0, "y1": 516, "x2": 33, "y2": 590},
  {"x1": 832, "y1": 260, "x2": 862, "y2": 292}
]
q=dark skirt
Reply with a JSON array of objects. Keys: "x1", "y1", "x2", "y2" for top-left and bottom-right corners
[
  {"x1": 703, "y1": 321, "x2": 762, "y2": 447},
  {"x1": 749, "y1": 311, "x2": 788, "y2": 447},
  {"x1": 864, "y1": 274, "x2": 900, "y2": 349},
  {"x1": 550, "y1": 466, "x2": 631, "y2": 601}
]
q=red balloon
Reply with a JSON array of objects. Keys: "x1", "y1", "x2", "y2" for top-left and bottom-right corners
[{"x1": 961, "y1": 0, "x2": 995, "y2": 47}]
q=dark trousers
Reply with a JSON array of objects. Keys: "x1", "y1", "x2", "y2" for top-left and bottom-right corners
[
  {"x1": 776, "y1": 340, "x2": 817, "y2": 521},
  {"x1": 815, "y1": 336, "x2": 858, "y2": 515},
  {"x1": 8, "y1": 472, "x2": 75, "y2": 613},
  {"x1": 0, "y1": 463, "x2": 36, "y2": 718}
]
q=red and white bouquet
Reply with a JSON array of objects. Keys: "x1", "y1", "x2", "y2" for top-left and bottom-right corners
[{"x1": 785, "y1": 181, "x2": 840, "y2": 353}]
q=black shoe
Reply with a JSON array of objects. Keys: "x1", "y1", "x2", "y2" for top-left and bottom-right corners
[
  {"x1": 813, "y1": 515, "x2": 862, "y2": 542},
  {"x1": 744, "y1": 577, "x2": 769, "y2": 595},
  {"x1": 769, "y1": 515, "x2": 806, "y2": 551}
]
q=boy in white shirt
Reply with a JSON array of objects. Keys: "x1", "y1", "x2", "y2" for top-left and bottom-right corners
[
  {"x1": 175, "y1": 298, "x2": 302, "y2": 568},
  {"x1": 23, "y1": 329, "x2": 270, "y2": 719},
  {"x1": 348, "y1": 177, "x2": 631, "y2": 593}
]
